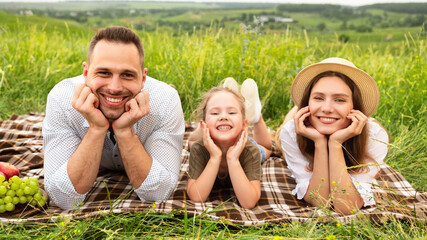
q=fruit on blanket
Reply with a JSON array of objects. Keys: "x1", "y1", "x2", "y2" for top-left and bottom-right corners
[
  {"x1": 0, "y1": 176, "x2": 47, "y2": 213},
  {"x1": 0, "y1": 162, "x2": 20, "y2": 180}
]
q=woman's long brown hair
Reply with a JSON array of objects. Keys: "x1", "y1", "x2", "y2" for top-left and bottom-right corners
[{"x1": 297, "y1": 71, "x2": 371, "y2": 173}]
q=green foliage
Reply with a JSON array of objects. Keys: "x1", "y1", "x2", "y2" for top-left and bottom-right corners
[
  {"x1": 355, "y1": 24, "x2": 373, "y2": 33},
  {"x1": 277, "y1": 4, "x2": 341, "y2": 13},
  {"x1": 338, "y1": 34, "x2": 350, "y2": 43},
  {"x1": 362, "y1": 3, "x2": 427, "y2": 14}
]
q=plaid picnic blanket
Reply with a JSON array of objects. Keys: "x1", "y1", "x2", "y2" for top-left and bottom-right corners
[{"x1": 0, "y1": 112, "x2": 426, "y2": 224}]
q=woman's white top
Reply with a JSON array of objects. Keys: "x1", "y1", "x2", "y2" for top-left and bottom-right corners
[{"x1": 279, "y1": 118, "x2": 389, "y2": 207}]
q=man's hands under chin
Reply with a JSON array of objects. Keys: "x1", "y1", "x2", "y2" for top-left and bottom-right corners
[
  {"x1": 72, "y1": 82, "x2": 109, "y2": 131},
  {"x1": 72, "y1": 83, "x2": 150, "y2": 136},
  {"x1": 112, "y1": 90, "x2": 150, "y2": 136}
]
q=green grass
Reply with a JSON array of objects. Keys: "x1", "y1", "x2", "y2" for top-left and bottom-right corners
[
  {"x1": 1, "y1": 210, "x2": 426, "y2": 239},
  {"x1": 0, "y1": 11, "x2": 426, "y2": 239}
]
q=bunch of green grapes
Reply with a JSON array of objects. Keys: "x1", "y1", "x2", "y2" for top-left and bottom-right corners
[{"x1": 0, "y1": 175, "x2": 48, "y2": 213}]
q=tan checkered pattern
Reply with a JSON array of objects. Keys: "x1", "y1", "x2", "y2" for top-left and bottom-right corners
[{"x1": 0, "y1": 113, "x2": 426, "y2": 224}]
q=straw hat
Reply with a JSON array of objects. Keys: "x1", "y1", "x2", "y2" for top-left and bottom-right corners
[{"x1": 291, "y1": 57, "x2": 379, "y2": 117}]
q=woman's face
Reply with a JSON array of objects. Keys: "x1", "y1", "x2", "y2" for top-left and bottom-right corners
[{"x1": 308, "y1": 76, "x2": 354, "y2": 135}]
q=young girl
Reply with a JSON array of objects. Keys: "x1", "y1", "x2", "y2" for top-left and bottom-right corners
[
  {"x1": 187, "y1": 78, "x2": 272, "y2": 209},
  {"x1": 277, "y1": 58, "x2": 389, "y2": 215}
]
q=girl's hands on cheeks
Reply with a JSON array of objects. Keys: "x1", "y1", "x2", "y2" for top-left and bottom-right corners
[
  {"x1": 329, "y1": 110, "x2": 367, "y2": 144},
  {"x1": 294, "y1": 107, "x2": 325, "y2": 142},
  {"x1": 71, "y1": 82, "x2": 108, "y2": 131},
  {"x1": 226, "y1": 126, "x2": 248, "y2": 164},
  {"x1": 112, "y1": 90, "x2": 150, "y2": 132},
  {"x1": 201, "y1": 121, "x2": 222, "y2": 161}
]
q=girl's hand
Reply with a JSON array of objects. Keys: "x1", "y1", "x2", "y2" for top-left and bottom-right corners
[
  {"x1": 329, "y1": 110, "x2": 368, "y2": 144},
  {"x1": 201, "y1": 121, "x2": 222, "y2": 161},
  {"x1": 294, "y1": 107, "x2": 325, "y2": 142},
  {"x1": 226, "y1": 126, "x2": 248, "y2": 164}
]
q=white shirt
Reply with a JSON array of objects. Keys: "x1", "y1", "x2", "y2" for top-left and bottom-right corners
[
  {"x1": 43, "y1": 75, "x2": 185, "y2": 209},
  {"x1": 279, "y1": 118, "x2": 389, "y2": 207}
]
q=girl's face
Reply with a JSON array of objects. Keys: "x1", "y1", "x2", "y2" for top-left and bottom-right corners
[
  {"x1": 205, "y1": 91, "x2": 246, "y2": 147},
  {"x1": 308, "y1": 76, "x2": 354, "y2": 135}
]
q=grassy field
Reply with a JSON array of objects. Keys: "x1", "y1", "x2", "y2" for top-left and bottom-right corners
[{"x1": 0, "y1": 10, "x2": 426, "y2": 239}]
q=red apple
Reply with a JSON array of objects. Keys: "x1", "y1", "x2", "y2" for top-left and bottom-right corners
[{"x1": 0, "y1": 162, "x2": 20, "y2": 180}]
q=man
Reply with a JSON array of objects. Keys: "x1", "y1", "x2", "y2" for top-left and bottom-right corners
[{"x1": 42, "y1": 26, "x2": 185, "y2": 210}]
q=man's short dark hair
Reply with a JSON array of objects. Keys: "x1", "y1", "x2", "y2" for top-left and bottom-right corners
[{"x1": 88, "y1": 26, "x2": 144, "y2": 70}]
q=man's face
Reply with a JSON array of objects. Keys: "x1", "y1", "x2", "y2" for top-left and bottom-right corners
[{"x1": 83, "y1": 40, "x2": 146, "y2": 120}]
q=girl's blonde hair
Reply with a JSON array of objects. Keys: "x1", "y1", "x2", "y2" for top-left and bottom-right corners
[{"x1": 193, "y1": 87, "x2": 246, "y2": 122}]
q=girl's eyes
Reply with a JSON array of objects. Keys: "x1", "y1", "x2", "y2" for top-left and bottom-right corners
[
  {"x1": 335, "y1": 99, "x2": 345, "y2": 102},
  {"x1": 208, "y1": 111, "x2": 237, "y2": 115},
  {"x1": 313, "y1": 96, "x2": 323, "y2": 101}
]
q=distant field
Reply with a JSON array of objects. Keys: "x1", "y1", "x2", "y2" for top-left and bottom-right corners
[{"x1": 0, "y1": 1, "x2": 218, "y2": 10}]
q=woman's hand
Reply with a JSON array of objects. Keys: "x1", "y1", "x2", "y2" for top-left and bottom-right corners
[
  {"x1": 201, "y1": 121, "x2": 222, "y2": 161},
  {"x1": 294, "y1": 107, "x2": 326, "y2": 142},
  {"x1": 226, "y1": 126, "x2": 248, "y2": 164},
  {"x1": 329, "y1": 110, "x2": 368, "y2": 144}
]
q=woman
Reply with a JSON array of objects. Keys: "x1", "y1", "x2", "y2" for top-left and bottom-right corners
[{"x1": 277, "y1": 58, "x2": 389, "y2": 215}]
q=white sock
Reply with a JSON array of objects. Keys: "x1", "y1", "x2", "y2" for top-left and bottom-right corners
[
  {"x1": 223, "y1": 77, "x2": 240, "y2": 94},
  {"x1": 241, "y1": 78, "x2": 262, "y2": 124}
]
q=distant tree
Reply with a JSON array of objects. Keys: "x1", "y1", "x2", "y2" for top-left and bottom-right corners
[
  {"x1": 340, "y1": 20, "x2": 348, "y2": 30},
  {"x1": 317, "y1": 22, "x2": 326, "y2": 31},
  {"x1": 383, "y1": 11, "x2": 388, "y2": 19},
  {"x1": 361, "y1": 3, "x2": 427, "y2": 14},
  {"x1": 133, "y1": 23, "x2": 143, "y2": 31},
  {"x1": 380, "y1": 22, "x2": 390, "y2": 28},
  {"x1": 277, "y1": 4, "x2": 340, "y2": 13},
  {"x1": 413, "y1": 15, "x2": 425, "y2": 26},
  {"x1": 369, "y1": 15, "x2": 383, "y2": 26},
  {"x1": 338, "y1": 34, "x2": 350, "y2": 43},
  {"x1": 355, "y1": 24, "x2": 373, "y2": 32},
  {"x1": 249, "y1": 13, "x2": 254, "y2": 22}
]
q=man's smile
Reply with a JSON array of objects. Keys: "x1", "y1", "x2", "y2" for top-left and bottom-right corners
[{"x1": 105, "y1": 96, "x2": 125, "y2": 103}]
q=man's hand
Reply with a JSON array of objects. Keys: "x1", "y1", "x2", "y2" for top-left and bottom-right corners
[
  {"x1": 71, "y1": 82, "x2": 109, "y2": 131},
  {"x1": 112, "y1": 90, "x2": 150, "y2": 135}
]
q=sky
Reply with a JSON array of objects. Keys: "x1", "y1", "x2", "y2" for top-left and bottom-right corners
[{"x1": 0, "y1": 0, "x2": 426, "y2": 7}]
